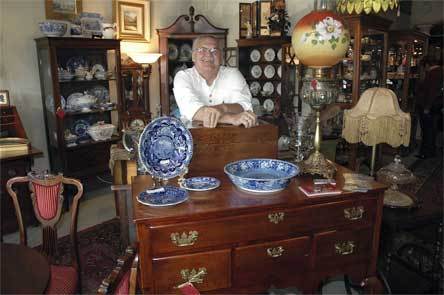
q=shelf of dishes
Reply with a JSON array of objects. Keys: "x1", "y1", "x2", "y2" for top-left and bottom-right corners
[
  {"x1": 168, "y1": 42, "x2": 192, "y2": 62},
  {"x1": 65, "y1": 135, "x2": 120, "y2": 150},
  {"x1": 56, "y1": 86, "x2": 113, "y2": 113},
  {"x1": 57, "y1": 55, "x2": 115, "y2": 81},
  {"x1": 64, "y1": 119, "x2": 118, "y2": 148}
]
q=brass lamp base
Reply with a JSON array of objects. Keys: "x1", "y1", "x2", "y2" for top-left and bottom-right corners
[{"x1": 301, "y1": 151, "x2": 336, "y2": 179}]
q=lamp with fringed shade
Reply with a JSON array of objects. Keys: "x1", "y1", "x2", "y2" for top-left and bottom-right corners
[{"x1": 342, "y1": 87, "x2": 411, "y2": 176}]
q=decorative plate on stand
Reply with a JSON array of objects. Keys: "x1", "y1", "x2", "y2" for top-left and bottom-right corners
[
  {"x1": 181, "y1": 176, "x2": 221, "y2": 191},
  {"x1": 138, "y1": 116, "x2": 193, "y2": 179}
]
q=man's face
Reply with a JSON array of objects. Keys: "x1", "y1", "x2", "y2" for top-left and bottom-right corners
[{"x1": 192, "y1": 38, "x2": 222, "y2": 74}]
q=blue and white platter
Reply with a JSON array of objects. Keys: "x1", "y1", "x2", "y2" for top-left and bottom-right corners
[
  {"x1": 181, "y1": 176, "x2": 221, "y2": 191},
  {"x1": 137, "y1": 186, "x2": 188, "y2": 207},
  {"x1": 138, "y1": 116, "x2": 193, "y2": 180},
  {"x1": 72, "y1": 119, "x2": 90, "y2": 139},
  {"x1": 224, "y1": 158, "x2": 300, "y2": 193}
]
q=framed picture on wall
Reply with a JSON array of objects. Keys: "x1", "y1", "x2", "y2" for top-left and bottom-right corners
[
  {"x1": 259, "y1": 0, "x2": 271, "y2": 36},
  {"x1": 45, "y1": 0, "x2": 82, "y2": 21},
  {"x1": 114, "y1": 0, "x2": 150, "y2": 42},
  {"x1": 239, "y1": 3, "x2": 252, "y2": 38},
  {"x1": 0, "y1": 90, "x2": 10, "y2": 107}
]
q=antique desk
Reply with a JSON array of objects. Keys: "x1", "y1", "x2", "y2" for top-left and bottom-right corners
[{"x1": 131, "y1": 165, "x2": 386, "y2": 294}]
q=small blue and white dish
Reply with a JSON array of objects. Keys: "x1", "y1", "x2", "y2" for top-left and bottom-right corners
[
  {"x1": 72, "y1": 119, "x2": 90, "y2": 139},
  {"x1": 66, "y1": 56, "x2": 88, "y2": 72},
  {"x1": 137, "y1": 186, "x2": 188, "y2": 207},
  {"x1": 224, "y1": 159, "x2": 300, "y2": 193},
  {"x1": 138, "y1": 116, "x2": 193, "y2": 180},
  {"x1": 181, "y1": 177, "x2": 221, "y2": 191},
  {"x1": 39, "y1": 20, "x2": 68, "y2": 37}
]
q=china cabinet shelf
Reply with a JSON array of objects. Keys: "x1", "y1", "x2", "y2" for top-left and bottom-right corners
[
  {"x1": 65, "y1": 135, "x2": 120, "y2": 150},
  {"x1": 35, "y1": 37, "x2": 122, "y2": 178},
  {"x1": 59, "y1": 78, "x2": 117, "y2": 84},
  {"x1": 64, "y1": 107, "x2": 118, "y2": 116}
]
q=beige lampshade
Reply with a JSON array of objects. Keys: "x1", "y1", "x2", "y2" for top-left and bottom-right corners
[
  {"x1": 342, "y1": 87, "x2": 410, "y2": 147},
  {"x1": 129, "y1": 52, "x2": 162, "y2": 65}
]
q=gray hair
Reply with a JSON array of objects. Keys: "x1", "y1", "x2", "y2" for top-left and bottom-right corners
[{"x1": 192, "y1": 35, "x2": 221, "y2": 51}]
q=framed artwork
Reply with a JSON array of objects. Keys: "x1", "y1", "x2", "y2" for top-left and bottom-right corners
[
  {"x1": 0, "y1": 90, "x2": 10, "y2": 107},
  {"x1": 239, "y1": 3, "x2": 252, "y2": 39},
  {"x1": 45, "y1": 0, "x2": 82, "y2": 21},
  {"x1": 259, "y1": 0, "x2": 271, "y2": 36},
  {"x1": 114, "y1": 0, "x2": 150, "y2": 42}
]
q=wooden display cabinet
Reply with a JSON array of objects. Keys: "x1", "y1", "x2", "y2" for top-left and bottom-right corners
[
  {"x1": 120, "y1": 57, "x2": 151, "y2": 129},
  {"x1": 340, "y1": 15, "x2": 391, "y2": 107},
  {"x1": 236, "y1": 37, "x2": 295, "y2": 127},
  {"x1": 35, "y1": 37, "x2": 122, "y2": 178},
  {"x1": 157, "y1": 6, "x2": 228, "y2": 116},
  {"x1": 387, "y1": 30, "x2": 428, "y2": 111}
]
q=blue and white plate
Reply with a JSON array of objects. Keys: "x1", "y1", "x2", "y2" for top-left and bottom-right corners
[
  {"x1": 138, "y1": 116, "x2": 193, "y2": 179},
  {"x1": 66, "y1": 56, "x2": 88, "y2": 72},
  {"x1": 72, "y1": 119, "x2": 90, "y2": 138},
  {"x1": 181, "y1": 177, "x2": 221, "y2": 191},
  {"x1": 137, "y1": 186, "x2": 188, "y2": 207}
]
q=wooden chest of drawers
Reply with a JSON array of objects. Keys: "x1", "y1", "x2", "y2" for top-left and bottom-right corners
[{"x1": 132, "y1": 165, "x2": 386, "y2": 294}]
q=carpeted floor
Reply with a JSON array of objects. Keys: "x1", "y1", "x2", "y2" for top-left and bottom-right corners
[
  {"x1": 47, "y1": 219, "x2": 122, "y2": 294},
  {"x1": 51, "y1": 157, "x2": 442, "y2": 294}
]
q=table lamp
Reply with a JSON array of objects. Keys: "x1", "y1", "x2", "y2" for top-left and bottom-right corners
[
  {"x1": 291, "y1": 0, "x2": 350, "y2": 178},
  {"x1": 342, "y1": 87, "x2": 411, "y2": 176},
  {"x1": 128, "y1": 52, "x2": 162, "y2": 111}
]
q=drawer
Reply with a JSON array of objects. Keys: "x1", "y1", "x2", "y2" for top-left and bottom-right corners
[
  {"x1": 233, "y1": 236, "x2": 311, "y2": 288},
  {"x1": 152, "y1": 249, "x2": 230, "y2": 293},
  {"x1": 314, "y1": 198, "x2": 376, "y2": 229},
  {"x1": 314, "y1": 227, "x2": 373, "y2": 269},
  {"x1": 149, "y1": 207, "x2": 316, "y2": 255}
]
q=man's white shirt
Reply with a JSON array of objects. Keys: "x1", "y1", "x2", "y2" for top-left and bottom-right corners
[{"x1": 173, "y1": 66, "x2": 253, "y2": 120}]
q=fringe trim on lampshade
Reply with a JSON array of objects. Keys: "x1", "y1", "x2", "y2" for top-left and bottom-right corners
[{"x1": 342, "y1": 113, "x2": 411, "y2": 147}]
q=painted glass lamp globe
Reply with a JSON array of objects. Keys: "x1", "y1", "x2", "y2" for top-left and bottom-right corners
[{"x1": 292, "y1": 9, "x2": 350, "y2": 68}]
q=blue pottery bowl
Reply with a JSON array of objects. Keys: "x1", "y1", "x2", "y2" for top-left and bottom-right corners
[
  {"x1": 224, "y1": 159, "x2": 300, "y2": 193},
  {"x1": 39, "y1": 21, "x2": 68, "y2": 37}
]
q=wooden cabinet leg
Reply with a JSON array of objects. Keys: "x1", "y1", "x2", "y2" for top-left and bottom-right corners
[{"x1": 360, "y1": 276, "x2": 384, "y2": 294}]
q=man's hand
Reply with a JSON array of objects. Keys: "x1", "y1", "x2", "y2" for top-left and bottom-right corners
[
  {"x1": 221, "y1": 111, "x2": 257, "y2": 128},
  {"x1": 196, "y1": 106, "x2": 223, "y2": 128}
]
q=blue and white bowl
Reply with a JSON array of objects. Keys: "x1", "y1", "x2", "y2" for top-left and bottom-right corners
[
  {"x1": 39, "y1": 20, "x2": 68, "y2": 37},
  {"x1": 224, "y1": 158, "x2": 300, "y2": 193}
]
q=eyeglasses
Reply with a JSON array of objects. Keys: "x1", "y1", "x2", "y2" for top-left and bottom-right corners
[{"x1": 194, "y1": 47, "x2": 220, "y2": 55}]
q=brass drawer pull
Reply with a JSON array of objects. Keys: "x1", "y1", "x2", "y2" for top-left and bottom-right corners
[
  {"x1": 335, "y1": 241, "x2": 356, "y2": 255},
  {"x1": 170, "y1": 231, "x2": 198, "y2": 247},
  {"x1": 268, "y1": 212, "x2": 285, "y2": 224},
  {"x1": 180, "y1": 267, "x2": 207, "y2": 284},
  {"x1": 344, "y1": 206, "x2": 364, "y2": 220},
  {"x1": 267, "y1": 246, "x2": 284, "y2": 258}
]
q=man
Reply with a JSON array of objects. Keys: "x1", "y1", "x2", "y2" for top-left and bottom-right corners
[
  {"x1": 173, "y1": 35, "x2": 257, "y2": 128},
  {"x1": 415, "y1": 55, "x2": 443, "y2": 158}
]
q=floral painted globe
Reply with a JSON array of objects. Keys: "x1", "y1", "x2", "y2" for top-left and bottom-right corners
[{"x1": 292, "y1": 10, "x2": 349, "y2": 67}]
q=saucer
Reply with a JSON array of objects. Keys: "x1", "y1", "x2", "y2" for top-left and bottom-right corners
[
  {"x1": 181, "y1": 177, "x2": 221, "y2": 191},
  {"x1": 137, "y1": 186, "x2": 188, "y2": 207}
]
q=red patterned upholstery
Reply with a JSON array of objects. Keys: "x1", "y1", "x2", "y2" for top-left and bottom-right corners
[
  {"x1": 114, "y1": 271, "x2": 130, "y2": 295},
  {"x1": 32, "y1": 182, "x2": 61, "y2": 220},
  {"x1": 46, "y1": 265, "x2": 78, "y2": 294}
]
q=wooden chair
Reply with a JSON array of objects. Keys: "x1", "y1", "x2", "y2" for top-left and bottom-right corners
[
  {"x1": 6, "y1": 173, "x2": 83, "y2": 294},
  {"x1": 97, "y1": 245, "x2": 139, "y2": 295}
]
